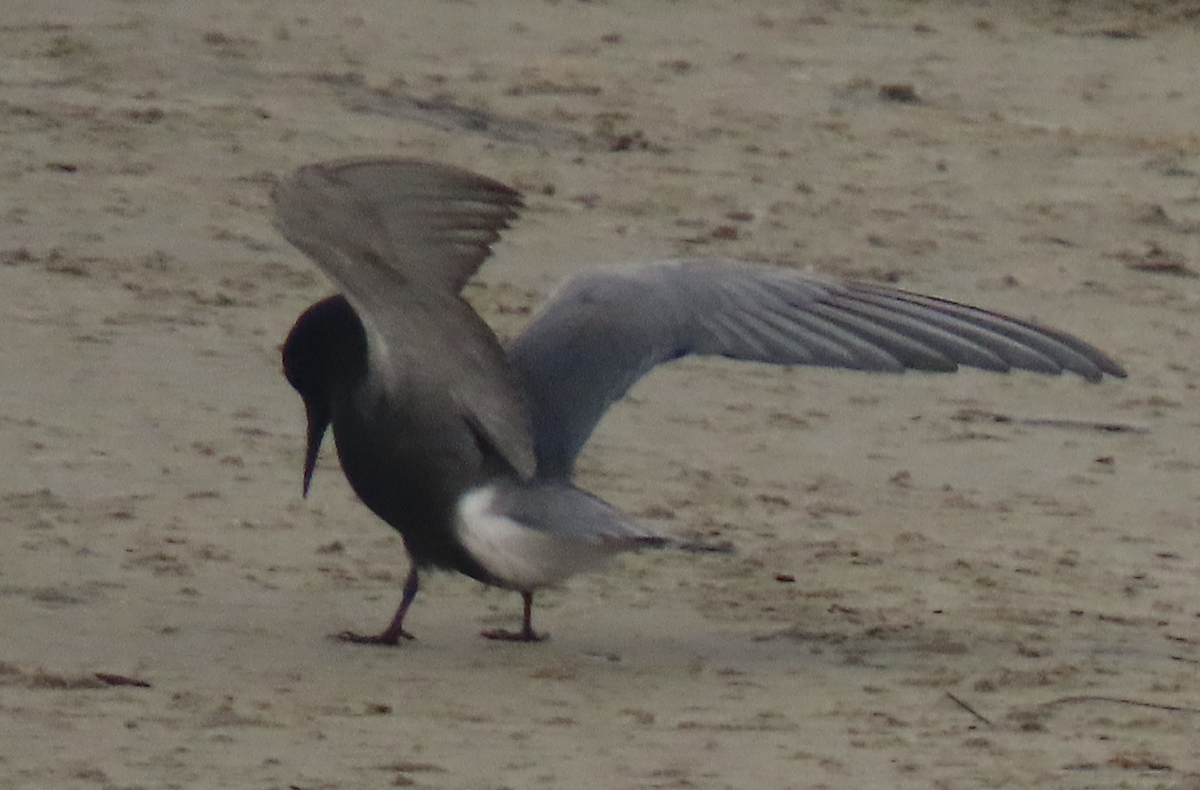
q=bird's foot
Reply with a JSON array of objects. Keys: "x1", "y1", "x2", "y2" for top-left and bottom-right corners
[
  {"x1": 335, "y1": 628, "x2": 415, "y2": 646},
  {"x1": 480, "y1": 627, "x2": 545, "y2": 643}
]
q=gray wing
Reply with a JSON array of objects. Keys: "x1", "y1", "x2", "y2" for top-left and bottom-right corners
[
  {"x1": 273, "y1": 157, "x2": 524, "y2": 294},
  {"x1": 456, "y1": 481, "x2": 667, "y2": 591},
  {"x1": 273, "y1": 158, "x2": 537, "y2": 479},
  {"x1": 507, "y1": 258, "x2": 1126, "y2": 478},
  {"x1": 490, "y1": 482, "x2": 666, "y2": 546}
]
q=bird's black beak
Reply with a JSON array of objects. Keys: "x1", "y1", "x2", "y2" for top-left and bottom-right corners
[{"x1": 301, "y1": 399, "x2": 331, "y2": 498}]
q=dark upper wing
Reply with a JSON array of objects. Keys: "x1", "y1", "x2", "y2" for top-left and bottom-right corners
[
  {"x1": 273, "y1": 157, "x2": 524, "y2": 294},
  {"x1": 506, "y1": 258, "x2": 1126, "y2": 478},
  {"x1": 272, "y1": 157, "x2": 537, "y2": 479}
]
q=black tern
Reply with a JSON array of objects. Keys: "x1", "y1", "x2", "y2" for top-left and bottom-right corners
[{"x1": 276, "y1": 157, "x2": 1125, "y2": 644}]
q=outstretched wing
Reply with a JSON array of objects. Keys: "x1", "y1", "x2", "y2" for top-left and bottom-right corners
[
  {"x1": 507, "y1": 258, "x2": 1125, "y2": 478},
  {"x1": 273, "y1": 157, "x2": 524, "y2": 295},
  {"x1": 273, "y1": 158, "x2": 536, "y2": 479}
]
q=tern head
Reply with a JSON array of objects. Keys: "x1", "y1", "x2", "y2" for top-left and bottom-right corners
[{"x1": 281, "y1": 295, "x2": 367, "y2": 496}]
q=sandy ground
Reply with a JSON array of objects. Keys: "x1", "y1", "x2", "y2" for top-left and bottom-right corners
[{"x1": 2, "y1": 0, "x2": 1200, "y2": 787}]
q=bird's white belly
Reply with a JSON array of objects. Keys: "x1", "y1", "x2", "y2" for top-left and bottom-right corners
[{"x1": 454, "y1": 486, "x2": 615, "y2": 590}]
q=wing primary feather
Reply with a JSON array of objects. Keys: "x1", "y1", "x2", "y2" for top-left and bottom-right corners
[
  {"x1": 839, "y1": 287, "x2": 1103, "y2": 380},
  {"x1": 710, "y1": 276, "x2": 925, "y2": 371},
  {"x1": 719, "y1": 287, "x2": 893, "y2": 369},
  {"x1": 822, "y1": 295, "x2": 1042, "y2": 372},
  {"x1": 852, "y1": 284, "x2": 1125, "y2": 379}
]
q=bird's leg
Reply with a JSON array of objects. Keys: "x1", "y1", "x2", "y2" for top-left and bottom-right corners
[
  {"x1": 338, "y1": 566, "x2": 420, "y2": 646},
  {"x1": 481, "y1": 591, "x2": 545, "y2": 642}
]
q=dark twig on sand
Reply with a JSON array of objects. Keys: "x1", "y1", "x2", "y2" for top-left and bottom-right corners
[
  {"x1": 946, "y1": 692, "x2": 992, "y2": 726},
  {"x1": 94, "y1": 672, "x2": 152, "y2": 688},
  {"x1": 1033, "y1": 695, "x2": 1200, "y2": 716},
  {"x1": 951, "y1": 408, "x2": 1147, "y2": 435}
]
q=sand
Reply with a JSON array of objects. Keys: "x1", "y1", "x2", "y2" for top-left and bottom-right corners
[{"x1": 1, "y1": 1, "x2": 1199, "y2": 787}]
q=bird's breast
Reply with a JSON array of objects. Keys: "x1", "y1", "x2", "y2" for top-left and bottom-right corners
[{"x1": 327, "y1": 385, "x2": 487, "y2": 571}]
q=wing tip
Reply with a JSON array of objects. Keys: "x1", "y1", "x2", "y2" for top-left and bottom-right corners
[{"x1": 275, "y1": 156, "x2": 524, "y2": 210}]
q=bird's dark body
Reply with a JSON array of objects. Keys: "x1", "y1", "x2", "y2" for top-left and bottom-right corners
[
  {"x1": 285, "y1": 296, "x2": 505, "y2": 586},
  {"x1": 332, "y1": 401, "x2": 489, "y2": 580}
]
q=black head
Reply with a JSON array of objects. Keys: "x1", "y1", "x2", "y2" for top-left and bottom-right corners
[{"x1": 281, "y1": 295, "x2": 368, "y2": 495}]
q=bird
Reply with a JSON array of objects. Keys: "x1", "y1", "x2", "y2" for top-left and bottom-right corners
[{"x1": 275, "y1": 157, "x2": 1126, "y2": 645}]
